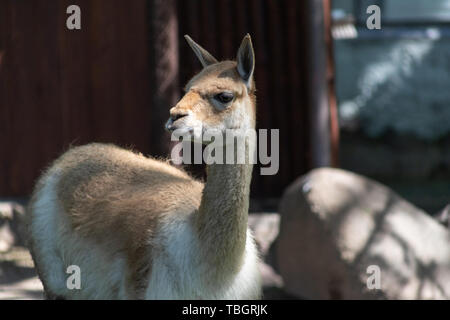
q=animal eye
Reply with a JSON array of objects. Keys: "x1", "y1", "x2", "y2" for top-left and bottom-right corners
[{"x1": 214, "y1": 92, "x2": 234, "y2": 104}]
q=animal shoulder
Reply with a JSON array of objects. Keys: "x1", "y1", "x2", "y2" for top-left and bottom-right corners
[{"x1": 50, "y1": 143, "x2": 203, "y2": 241}]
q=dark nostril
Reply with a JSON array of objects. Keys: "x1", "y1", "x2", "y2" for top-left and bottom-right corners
[{"x1": 171, "y1": 113, "x2": 187, "y2": 122}]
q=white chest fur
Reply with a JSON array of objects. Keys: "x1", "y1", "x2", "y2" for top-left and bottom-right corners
[{"x1": 145, "y1": 216, "x2": 261, "y2": 299}]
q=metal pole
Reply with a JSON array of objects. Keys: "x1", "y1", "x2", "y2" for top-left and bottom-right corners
[{"x1": 305, "y1": 0, "x2": 332, "y2": 167}]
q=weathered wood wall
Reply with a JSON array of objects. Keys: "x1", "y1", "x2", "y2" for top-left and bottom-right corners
[
  {"x1": 0, "y1": 0, "x2": 335, "y2": 199},
  {"x1": 0, "y1": 0, "x2": 153, "y2": 196}
]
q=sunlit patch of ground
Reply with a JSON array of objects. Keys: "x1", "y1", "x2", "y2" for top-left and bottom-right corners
[{"x1": 0, "y1": 246, "x2": 43, "y2": 300}]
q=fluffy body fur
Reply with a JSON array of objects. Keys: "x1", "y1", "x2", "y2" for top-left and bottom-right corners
[{"x1": 27, "y1": 35, "x2": 262, "y2": 299}]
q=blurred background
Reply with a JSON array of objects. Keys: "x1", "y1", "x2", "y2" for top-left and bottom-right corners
[
  {"x1": 333, "y1": 0, "x2": 450, "y2": 214},
  {"x1": 0, "y1": 0, "x2": 449, "y2": 299}
]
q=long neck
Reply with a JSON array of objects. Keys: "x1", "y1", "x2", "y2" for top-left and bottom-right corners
[{"x1": 194, "y1": 137, "x2": 254, "y2": 274}]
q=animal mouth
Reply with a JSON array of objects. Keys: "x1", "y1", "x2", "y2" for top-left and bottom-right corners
[{"x1": 166, "y1": 114, "x2": 188, "y2": 132}]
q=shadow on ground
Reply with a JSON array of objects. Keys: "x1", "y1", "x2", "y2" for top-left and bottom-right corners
[{"x1": 0, "y1": 246, "x2": 44, "y2": 300}]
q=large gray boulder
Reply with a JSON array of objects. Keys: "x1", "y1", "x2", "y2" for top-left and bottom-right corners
[
  {"x1": 276, "y1": 168, "x2": 450, "y2": 299},
  {"x1": 434, "y1": 204, "x2": 450, "y2": 229}
]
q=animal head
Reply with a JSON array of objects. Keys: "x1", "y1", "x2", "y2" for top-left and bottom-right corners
[{"x1": 166, "y1": 34, "x2": 256, "y2": 144}]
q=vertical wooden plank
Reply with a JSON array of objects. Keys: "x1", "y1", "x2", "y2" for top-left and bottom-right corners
[
  {"x1": 6, "y1": 2, "x2": 33, "y2": 194},
  {"x1": 185, "y1": 0, "x2": 201, "y2": 41},
  {"x1": 248, "y1": 0, "x2": 271, "y2": 197},
  {"x1": 199, "y1": 0, "x2": 218, "y2": 58},
  {"x1": 304, "y1": 0, "x2": 331, "y2": 168},
  {"x1": 3, "y1": 1, "x2": 36, "y2": 194},
  {"x1": 0, "y1": 0, "x2": 11, "y2": 194},
  {"x1": 297, "y1": 0, "x2": 313, "y2": 171},
  {"x1": 34, "y1": 1, "x2": 64, "y2": 172},
  {"x1": 265, "y1": 0, "x2": 291, "y2": 193},
  {"x1": 116, "y1": 0, "x2": 152, "y2": 153},
  {"x1": 88, "y1": 0, "x2": 122, "y2": 144},
  {"x1": 216, "y1": 0, "x2": 234, "y2": 59},
  {"x1": 149, "y1": 0, "x2": 179, "y2": 156},
  {"x1": 58, "y1": 0, "x2": 94, "y2": 148},
  {"x1": 323, "y1": 0, "x2": 339, "y2": 167},
  {"x1": 6, "y1": 1, "x2": 63, "y2": 195},
  {"x1": 177, "y1": 0, "x2": 201, "y2": 86},
  {"x1": 233, "y1": 0, "x2": 248, "y2": 44},
  {"x1": 284, "y1": 0, "x2": 308, "y2": 178}
]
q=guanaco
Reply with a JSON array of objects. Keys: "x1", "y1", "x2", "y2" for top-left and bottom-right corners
[{"x1": 27, "y1": 34, "x2": 261, "y2": 299}]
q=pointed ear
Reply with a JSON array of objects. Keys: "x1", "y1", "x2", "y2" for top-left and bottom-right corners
[
  {"x1": 236, "y1": 34, "x2": 255, "y2": 90},
  {"x1": 184, "y1": 35, "x2": 218, "y2": 68}
]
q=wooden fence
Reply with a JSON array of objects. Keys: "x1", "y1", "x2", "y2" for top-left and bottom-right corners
[{"x1": 0, "y1": 0, "x2": 336, "y2": 199}]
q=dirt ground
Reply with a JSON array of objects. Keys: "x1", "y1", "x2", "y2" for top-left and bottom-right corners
[{"x1": 0, "y1": 246, "x2": 43, "y2": 299}]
